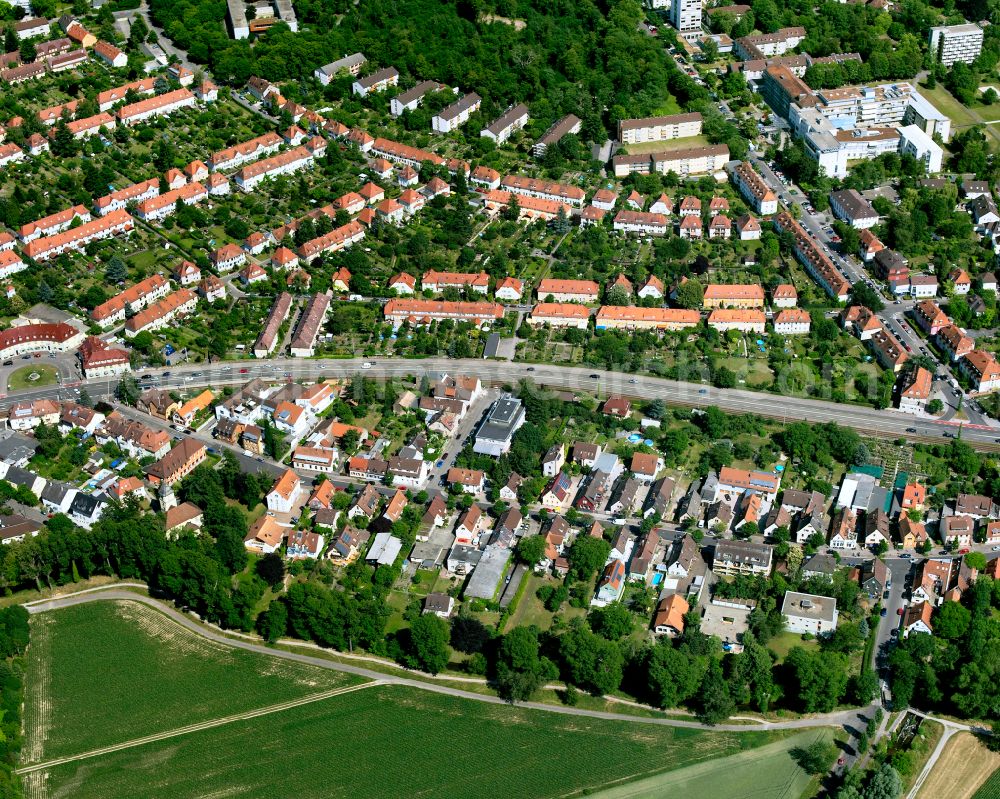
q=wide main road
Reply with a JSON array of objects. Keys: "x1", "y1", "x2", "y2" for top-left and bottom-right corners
[{"x1": 10, "y1": 357, "x2": 998, "y2": 450}]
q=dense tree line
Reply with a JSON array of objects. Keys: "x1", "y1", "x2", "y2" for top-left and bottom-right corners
[{"x1": 890, "y1": 576, "x2": 1000, "y2": 720}]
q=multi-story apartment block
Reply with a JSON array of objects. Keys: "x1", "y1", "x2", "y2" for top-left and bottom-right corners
[
  {"x1": 727, "y1": 161, "x2": 778, "y2": 215},
  {"x1": 611, "y1": 144, "x2": 729, "y2": 178},
  {"x1": 617, "y1": 113, "x2": 702, "y2": 145},
  {"x1": 671, "y1": 0, "x2": 703, "y2": 41},
  {"x1": 233, "y1": 146, "x2": 313, "y2": 192},
  {"x1": 432, "y1": 93, "x2": 481, "y2": 133},
  {"x1": 23, "y1": 210, "x2": 133, "y2": 261},
  {"x1": 116, "y1": 88, "x2": 196, "y2": 126},
  {"x1": 929, "y1": 23, "x2": 983, "y2": 66},
  {"x1": 481, "y1": 104, "x2": 529, "y2": 144}
]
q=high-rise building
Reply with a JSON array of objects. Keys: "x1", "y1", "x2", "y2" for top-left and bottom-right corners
[
  {"x1": 929, "y1": 23, "x2": 984, "y2": 66},
  {"x1": 671, "y1": 0, "x2": 702, "y2": 41}
]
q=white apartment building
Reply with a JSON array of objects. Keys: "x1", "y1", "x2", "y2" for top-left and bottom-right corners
[
  {"x1": 929, "y1": 23, "x2": 984, "y2": 66},
  {"x1": 671, "y1": 0, "x2": 702, "y2": 41},
  {"x1": 611, "y1": 144, "x2": 729, "y2": 178},
  {"x1": 234, "y1": 146, "x2": 313, "y2": 192},
  {"x1": 432, "y1": 93, "x2": 481, "y2": 133},
  {"x1": 898, "y1": 125, "x2": 943, "y2": 174},
  {"x1": 618, "y1": 113, "x2": 702, "y2": 145}
]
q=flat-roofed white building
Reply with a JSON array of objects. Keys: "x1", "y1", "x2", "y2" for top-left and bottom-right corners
[{"x1": 929, "y1": 23, "x2": 983, "y2": 67}]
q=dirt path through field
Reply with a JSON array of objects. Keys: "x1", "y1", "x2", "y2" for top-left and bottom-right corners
[
  {"x1": 916, "y1": 732, "x2": 1000, "y2": 799},
  {"x1": 16, "y1": 680, "x2": 381, "y2": 775}
]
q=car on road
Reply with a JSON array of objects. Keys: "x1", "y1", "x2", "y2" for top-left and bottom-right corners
[
  {"x1": 897, "y1": 607, "x2": 904, "y2": 615},
  {"x1": 240, "y1": 368, "x2": 249, "y2": 374},
  {"x1": 899, "y1": 553, "x2": 911, "y2": 559},
  {"x1": 1, "y1": 361, "x2": 11, "y2": 367},
  {"x1": 890, "y1": 628, "x2": 899, "y2": 636},
  {"x1": 589, "y1": 373, "x2": 599, "y2": 379},
  {"x1": 698, "y1": 388, "x2": 708, "y2": 395},
  {"x1": 435, "y1": 460, "x2": 444, "y2": 468},
  {"x1": 880, "y1": 608, "x2": 888, "y2": 617},
  {"x1": 162, "y1": 371, "x2": 171, "y2": 377},
  {"x1": 140, "y1": 374, "x2": 153, "y2": 382},
  {"x1": 883, "y1": 590, "x2": 890, "y2": 599},
  {"x1": 526, "y1": 367, "x2": 535, "y2": 371},
  {"x1": 959, "y1": 547, "x2": 970, "y2": 554},
  {"x1": 361, "y1": 362, "x2": 373, "y2": 369},
  {"x1": 629, "y1": 378, "x2": 637, "y2": 383},
  {"x1": 905, "y1": 428, "x2": 916, "y2": 433}
]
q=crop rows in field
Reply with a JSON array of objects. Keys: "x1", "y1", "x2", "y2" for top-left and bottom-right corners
[
  {"x1": 39, "y1": 684, "x2": 782, "y2": 799},
  {"x1": 24, "y1": 600, "x2": 356, "y2": 761},
  {"x1": 973, "y1": 766, "x2": 1000, "y2": 798}
]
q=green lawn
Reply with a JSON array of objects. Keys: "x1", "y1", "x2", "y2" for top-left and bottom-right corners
[
  {"x1": 34, "y1": 683, "x2": 785, "y2": 799},
  {"x1": 23, "y1": 601, "x2": 358, "y2": 762},
  {"x1": 7, "y1": 364, "x2": 57, "y2": 391},
  {"x1": 589, "y1": 728, "x2": 834, "y2": 799},
  {"x1": 766, "y1": 630, "x2": 819, "y2": 664}
]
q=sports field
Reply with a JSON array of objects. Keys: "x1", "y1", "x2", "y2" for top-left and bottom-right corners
[
  {"x1": 22, "y1": 599, "x2": 790, "y2": 799},
  {"x1": 23, "y1": 601, "x2": 357, "y2": 761},
  {"x1": 590, "y1": 728, "x2": 834, "y2": 799}
]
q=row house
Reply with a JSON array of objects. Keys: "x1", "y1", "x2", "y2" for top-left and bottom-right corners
[
  {"x1": 528, "y1": 303, "x2": 591, "y2": 329},
  {"x1": 390, "y1": 79, "x2": 448, "y2": 116},
  {"x1": 480, "y1": 190, "x2": 570, "y2": 221},
  {"x1": 383, "y1": 298, "x2": 504, "y2": 328},
  {"x1": 613, "y1": 210, "x2": 668, "y2": 236},
  {"x1": 124, "y1": 288, "x2": 197, "y2": 337},
  {"x1": 841, "y1": 305, "x2": 883, "y2": 340},
  {"x1": 773, "y1": 211, "x2": 851, "y2": 302},
  {"x1": 78, "y1": 336, "x2": 130, "y2": 379},
  {"x1": 858, "y1": 229, "x2": 884, "y2": 262},
  {"x1": 209, "y1": 132, "x2": 283, "y2": 172},
  {"x1": 352, "y1": 66, "x2": 399, "y2": 96},
  {"x1": 936, "y1": 324, "x2": 974, "y2": 362},
  {"x1": 611, "y1": 144, "x2": 730, "y2": 178},
  {"x1": 62, "y1": 112, "x2": 115, "y2": 140},
  {"x1": 594, "y1": 306, "x2": 700, "y2": 332},
  {"x1": 772, "y1": 284, "x2": 797, "y2": 307},
  {"x1": 94, "y1": 178, "x2": 159, "y2": 216},
  {"x1": 135, "y1": 182, "x2": 207, "y2": 222},
  {"x1": 727, "y1": 161, "x2": 779, "y2": 215},
  {"x1": 96, "y1": 412, "x2": 171, "y2": 459},
  {"x1": 146, "y1": 438, "x2": 207, "y2": 486},
  {"x1": 432, "y1": 92, "x2": 481, "y2": 133},
  {"x1": 234, "y1": 146, "x2": 313, "y2": 192},
  {"x1": 897, "y1": 366, "x2": 932, "y2": 413},
  {"x1": 618, "y1": 112, "x2": 703, "y2": 144},
  {"x1": 703, "y1": 283, "x2": 765, "y2": 309},
  {"x1": 91, "y1": 273, "x2": 171, "y2": 328},
  {"x1": 471, "y1": 165, "x2": 501, "y2": 191},
  {"x1": 0, "y1": 323, "x2": 83, "y2": 359},
  {"x1": 0, "y1": 143, "x2": 25, "y2": 167},
  {"x1": 96, "y1": 77, "x2": 156, "y2": 112},
  {"x1": 297, "y1": 220, "x2": 365, "y2": 261},
  {"x1": 773, "y1": 308, "x2": 811, "y2": 335},
  {"x1": 707, "y1": 308, "x2": 766, "y2": 333},
  {"x1": 289, "y1": 293, "x2": 331, "y2": 357},
  {"x1": 370, "y1": 137, "x2": 445, "y2": 168},
  {"x1": 116, "y1": 88, "x2": 196, "y2": 126},
  {"x1": 868, "y1": 329, "x2": 909, "y2": 373},
  {"x1": 18, "y1": 205, "x2": 91, "y2": 242},
  {"x1": 37, "y1": 99, "x2": 78, "y2": 125},
  {"x1": 500, "y1": 175, "x2": 585, "y2": 208},
  {"x1": 961, "y1": 349, "x2": 1000, "y2": 394},
  {"x1": 532, "y1": 113, "x2": 581, "y2": 158},
  {"x1": 536, "y1": 278, "x2": 599, "y2": 304},
  {"x1": 0, "y1": 250, "x2": 24, "y2": 280},
  {"x1": 421, "y1": 270, "x2": 489, "y2": 295},
  {"x1": 253, "y1": 292, "x2": 293, "y2": 357},
  {"x1": 94, "y1": 40, "x2": 126, "y2": 68},
  {"x1": 481, "y1": 103, "x2": 529, "y2": 144},
  {"x1": 23, "y1": 209, "x2": 133, "y2": 261},
  {"x1": 912, "y1": 300, "x2": 949, "y2": 335}
]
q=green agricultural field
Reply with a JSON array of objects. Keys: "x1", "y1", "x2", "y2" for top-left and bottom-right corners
[
  {"x1": 588, "y1": 729, "x2": 834, "y2": 799},
  {"x1": 33, "y1": 683, "x2": 784, "y2": 799},
  {"x1": 974, "y1": 766, "x2": 1000, "y2": 798},
  {"x1": 23, "y1": 601, "x2": 357, "y2": 762}
]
